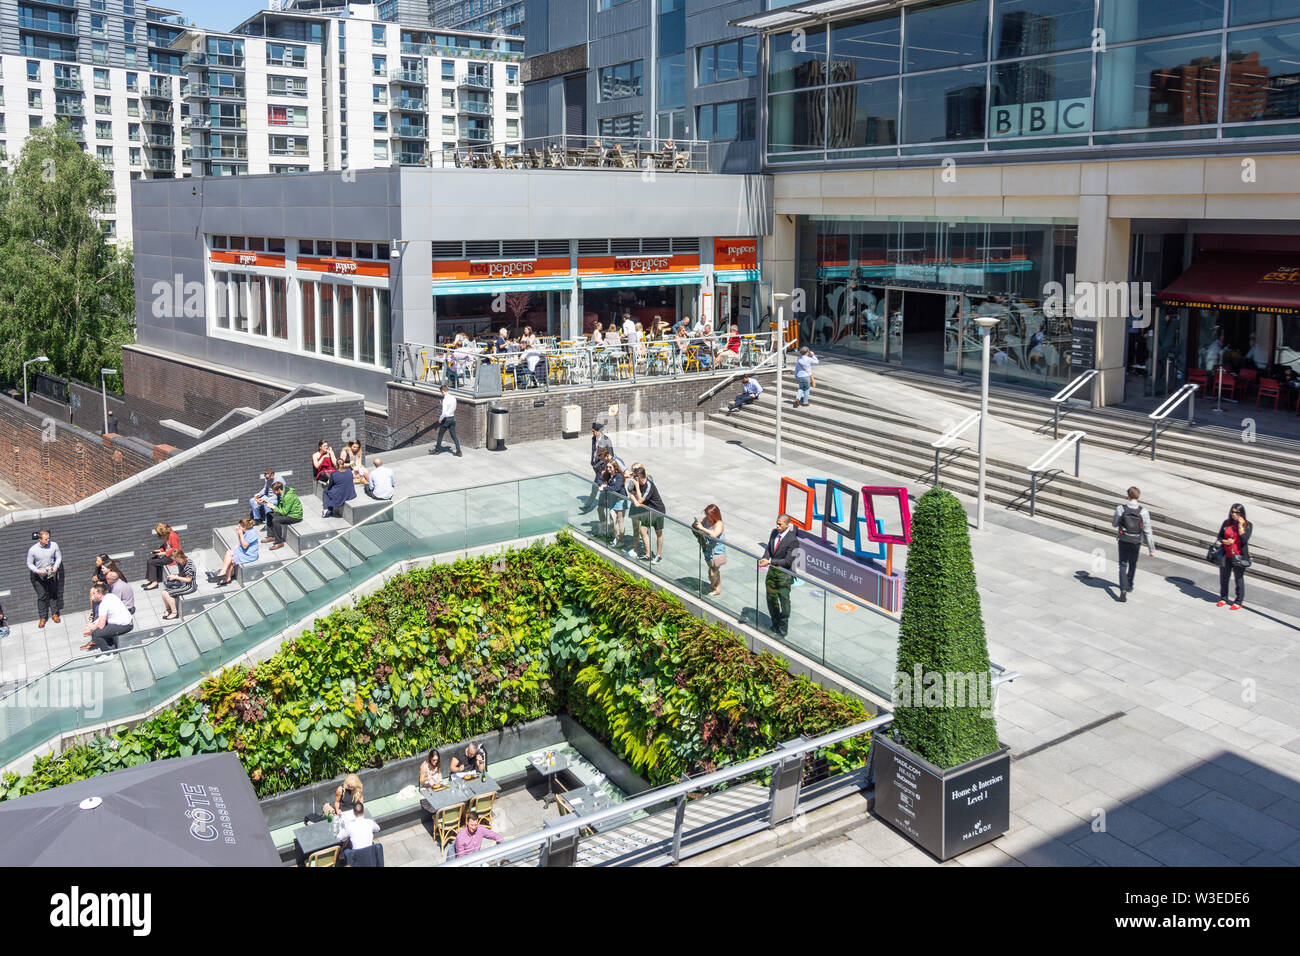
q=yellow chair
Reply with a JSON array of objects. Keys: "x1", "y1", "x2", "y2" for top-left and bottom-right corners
[
  {"x1": 435, "y1": 803, "x2": 465, "y2": 853},
  {"x1": 616, "y1": 351, "x2": 634, "y2": 380},
  {"x1": 469, "y1": 791, "x2": 496, "y2": 829},
  {"x1": 305, "y1": 846, "x2": 340, "y2": 867},
  {"x1": 684, "y1": 345, "x2": 701, "y2": 373}
]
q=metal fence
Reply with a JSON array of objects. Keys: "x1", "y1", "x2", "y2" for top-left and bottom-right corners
[{"x1": 432, "y1": 133, "x2": 711, "y2": 173}]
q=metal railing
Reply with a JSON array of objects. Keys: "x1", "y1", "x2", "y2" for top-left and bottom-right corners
[
  {"x1": 1048, "y1": 369, "x2": 1099, "y2": 439},
  {"x1": 441, "y1": 713, "x2": 894, "y2": 868},
  {"x1": 390, "y1": 68, "x2": 426, "y2": 84},
  {"x1": 1026, "y1": 431, "x2": 1085, "y2": 517},
  {"x1": 436, "y1": 133, "x2": 710, "y2": 173},
  {"x1": 696, "y1": 334, "x2": 792, "y2": 402},
  {"x1": 1147, "y1": 384, "x2": 1198, "y2": 461},
  {"x1": 457, "y1": 74, "x2": 491, "y2": 89},
  {"x1": 930, "y1": 411, "x2": 981, "y2": 485},
  {"x1": 395, "y1": 333, "x2": 777, "y2": 393}
]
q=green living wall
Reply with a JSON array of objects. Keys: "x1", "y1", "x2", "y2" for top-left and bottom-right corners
[{"x1": 3, "y1": 535, "x2": 872, "y2": 800}]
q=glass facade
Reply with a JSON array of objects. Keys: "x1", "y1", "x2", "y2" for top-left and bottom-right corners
[
  {"x1": 796, "y1": 216, "x2": 1080, "y2": 391},
  {"x1": 767, "y1": 0, "x2": 1300, "y2": 163}
]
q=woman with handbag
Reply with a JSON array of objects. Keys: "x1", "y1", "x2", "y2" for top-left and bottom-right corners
[
  {"x1": 160, "y1": 550, "x2": 199, "y2": 620},
  {"x1": 142, "y1": 523, "x2": 180, "y2": 590},
  {"x1": 1214, "y1": 503, "x2": 1253, "y2": 610},
  {"x1": 692, "y1": 504, "x2": 727, "y2": 597}
]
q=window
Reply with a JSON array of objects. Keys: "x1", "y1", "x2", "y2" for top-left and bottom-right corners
[
  {"x1": 373, "y1": 55, "x2": 387, "y2": 76},
  {"x1": 373, "y1": 24, "x2": 387, "y2": 45},
  {"x1": 128, "y1": 123, "x2": 140, "y2": 141},
  {"x1": 357, "y1": 287, "x2": 376, "y2": 364},
  {"x1": 599, "y1": 60, "x2": 644, "y2": 100},
  {"x1": 506, "y1": 119, "x2": 520, "y2": 137},
  {"x1": 320, "y1": 283, "x2": 334, "y2": 355},
  {"x1": 829, "y1": 15, "x2": 901, "y2": 80},
  {"x1": 30, "y1": 116, "x2": 43, "y2": 131},
  {"x1": 374, "y1": 140, "x2": 388, "y2": 161},
  {"x1": 127, "y1": 99, "x2": 140, "y2": 117},
  {"x1": 214, "y1": 272, "x2": 230, "y2": 328},
  {"x1": 506, "y1": 65, "x2": 519, "y2": 85},
  {"x1": 768, "y1": 89, "x2": 826, "y2": 151},
  {"x1": 28, "y1": 90, "x2": 42, "y2": 109},
  {"x1": 990, "y1": 52, "x2": 1092, "y2": 138},
  {"x1": 93, "y1": 42, "x2": 109, "y2": 65},
  {"x1": 91, "y1": 15, "x2": 106, "y2": 38},
  {"x1": 1099, "y1": 0, "x2": 1226, "y2": 45},
  {"x1": 301, "y1": 280, "x2": 316, "y2": 352},
  {"x1": 266, "y1": 43, "x2": 306, "y2": 68},
  {"x1": 373, "y1": 84, "x2": 388, "y2": 104},
  {"x1": 96, "y1": 121, "x2": 111, "y2": 138},
  {"x1": 338, "y1": 286, "x2": 354, "y2": 361},
  {"x1": 506, "y1": 92, "x2": 519, "y2": 111},
  {"x1": 95, "y1": 95, "x2": 110, "y2": 114},
  {"x1": 26, "y1": 61, "x2": 39, "y2": 82},
  {"x1": 123, "y1": 20, "x2": 135, "y2": 43},
  {"x1": 126, "y1": 73, "x2": 138, "y2": 93},
  {"x1": 769, "y1": 26, "x2": 827, "y2": 92},
  {"x1": 441, "y1": 89, "x2": 454, "y2": 108},
  {"x1": 993, "y1": 0, "x2": 1093, "y2": 58},
  {"x1": 124, "y1": 47, "x2": 138, "y2": 69},
  {"x1": 129, "y1": 147, "x2": 141, "y2": 165},
  {"x1": 1232, "y1": 0, "x2": 1300, "y2": 25},
  {"x1": 92, "y1": 69, "x2": 109, "y2": 90},
  {"x1": 90, "y1": 0, "x2": 104, "y2": 9},
  {"x1": 268, "y1": 105, "x2": 307, "y2": 127},
  {"x1": 374, "y1": 111, "x2": 387, "y2": 130},
  {"x1": 268, "y1": 75, "x2": 308, "y2": 97},
  {"x1": 698, "y1": 100, "x2": 756, "y2": 140},
  {"x1": 269, "y1": 277, "x2": 287, "y2": 340},
  {"x1": 697, "y1": 39, "x2": 759, "y2": 86},
  {"x1": 1226, "y1": 22, "x2": 1300, "y2": 127},
  {"x1": 442, "y1": 60, "x2": 455, "y2": 80},
  {"x1": 1095, "y1": 36, "x2": 1222, "y2": 131},
  {"x1": 902, "y1": 66, "x2": 986, "y2": 142},
  {"x1": 269, "y1": 135, "x2": 307, "y2": 156},
  {"x1": 658, "y1": 54, "x2": 685, "y2": 109},
  {"x1": 97, "y1": 145, "x2": 114, "y2": 163},
  {"x1": 904, "y1": 0, "x2": 989, "y2": 72}
]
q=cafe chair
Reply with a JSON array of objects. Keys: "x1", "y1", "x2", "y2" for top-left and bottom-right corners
[
  {"x1": 1237, "y1": 367, "x2": 1259, "y2": 398},
  {"x1": 469, "y1": 791, "x2": 496, "y2": 829},
  {"x1": 435, "y1": 803, "x2": 465, "y2": 853},
  {"x1": 305, "y1": 846, "x2": 340, "y2": 867},
  {"x1": 1211, "y1": 367, "x2": 1238, "y2": 401},
  {"x1": 344, "y1": 844, "x2": 385, "y2": 868},
  {"x1": 1257, "y1": 377, "x2": 1282, "y2": 410},
  {"x1": 1188, "y1": 368, "x2": 1209, "y2": 389},
  {"x1": 684, "y1": 345, "x2": 701, "y2": 373}
]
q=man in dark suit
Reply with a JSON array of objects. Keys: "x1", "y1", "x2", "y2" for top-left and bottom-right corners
[
  {"x1": 580, "y1": 422, "x2": 613, "y2": 512},
  {"x1": 759, "y1": 514, "x2": 798, "y2": 637}
]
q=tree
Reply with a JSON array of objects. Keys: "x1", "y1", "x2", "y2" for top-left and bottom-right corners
[
  {"x1": 0, "y1": 123, "x2": 135, "y2": 391},
  {"x1": 504, "y1": 291, "x2": 533, "y2": 329},
  {"x1": 892, "y1": 485, "x2": 999, "y2": 769}
]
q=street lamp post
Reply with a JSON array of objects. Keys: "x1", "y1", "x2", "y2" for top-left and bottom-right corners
[
  {"x1": 973, "y1": 313, "x2": 1001, "y2": 530},
  {"x1": 772, "y1": 292, "x2": 791, "y2": 467},
  {"x1": 100, "y1": 368, "x2": 118, "y2": 435},
  {"x1": 22, "y1": 355, "x2": 50, "y2": 406}
]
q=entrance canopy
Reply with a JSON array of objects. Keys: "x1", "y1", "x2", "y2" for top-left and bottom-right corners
[
  {"x1": 1157, "y1": 253, "x2": 1300, "y2": 315},
  {"x1": 0, "y1": 752, "x2": 280, "y2": 867},
  {"x1": 580, "y1": 272, "x2": 706, "y2": 290}
]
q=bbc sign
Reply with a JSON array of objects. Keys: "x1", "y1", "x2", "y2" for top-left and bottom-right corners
[{"x1": 989, "y1": 97, "x2": 1091, "y2": 138}]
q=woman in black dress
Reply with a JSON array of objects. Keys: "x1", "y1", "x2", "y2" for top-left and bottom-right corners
[{"x1": 1214, "y1": 503, "x2": 1253, "y2": 610}]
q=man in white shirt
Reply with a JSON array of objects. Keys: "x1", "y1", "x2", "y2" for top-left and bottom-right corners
[
  {"x1": 366, "y1": 457, "x2": 396, "y2": 500},
  {"x1": 431, "y1": 384, "x2": 463, "y2": 457},
  {"x1": 621, "y1": 313, "x2": 636, "y2": 341},
  {"x1": 80, "y1": 584, "x2": 134, "y2": 652},
  {"x1": 341, "y1": 802, "x2": 380, "y2": 852}
]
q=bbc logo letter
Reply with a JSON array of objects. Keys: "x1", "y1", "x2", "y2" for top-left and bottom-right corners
[{"x1": 990, "y1": 98, "x2": 1090, "y2": 138}]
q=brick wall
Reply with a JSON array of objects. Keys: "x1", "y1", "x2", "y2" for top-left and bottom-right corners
[
  {"x1": 123, "y1": 346, "x2": 291, "y2": 432},
  {"x1": 0, "y1": 394, "x2": 156, "y2": 507},
  {"x1": 384, "y1": 370, "x2": 777, "y2": 451},
  {"x1": 0, "y1": 391, "x2": 364, "y2": 617}
]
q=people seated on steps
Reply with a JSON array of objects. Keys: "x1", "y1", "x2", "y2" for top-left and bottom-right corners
[
  {"x1": 215, "y1": 518, "x2": 259, "y2": 588},
  {"x1": 338, "y1": 440, "x2": 369, "y2": 485},
  {"x1": 322, "y1": 467, "x2": 357, "y2": 519},
  {"x1": 312, "y1": 439, "x2": 338, "y2": 487},
  {"x1": 250, "y1": 466, "x2": 283, "y2": 538},
  {"x1": 81, "y1": 583, "x2": 133, "y2": 652},
  {"x1": 365, "y1": 457, "x2": 395, "y2": 501},
  {"x1": 141, "y1": 522, "x2": 180, "y2": 592},
  {"x1": 267, "y1": 481, "x2": 303, "y2": 551}
]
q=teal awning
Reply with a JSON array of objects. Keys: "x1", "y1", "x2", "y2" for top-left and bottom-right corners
[
  {"x1": 579, "y1": 272, "x2": 706, "y2": 290},
  {"x1": 432, "y1": 276, "x2": 575, "y2": 295},
  {"x1": 714, "y1": 269, "x2": 759, "y2": 282}
]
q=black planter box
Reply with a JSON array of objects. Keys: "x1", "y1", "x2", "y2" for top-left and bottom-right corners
[{"x1": 871, "y1": 734, "x2": 1011, "y2": 861}]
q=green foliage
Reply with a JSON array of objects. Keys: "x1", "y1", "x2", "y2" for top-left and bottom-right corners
[
  {"x1": 0, "y1": 124, "x2": 134, "y2": 391},
  {"x1": 893, "y1": 486, "x2": 999, "y2": 769},
  {"x1": 0, "y1": 537, "x2": 872, "y2": 800}
]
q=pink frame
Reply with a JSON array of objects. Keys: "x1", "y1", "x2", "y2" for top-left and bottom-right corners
[{"x1": 861, "y1": 486, "x2": 912, "y2": 545}]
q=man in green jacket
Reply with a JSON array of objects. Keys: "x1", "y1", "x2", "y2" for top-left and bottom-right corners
[{"x1": 267, "y1": 481, "x2": 303, "y2": 551}]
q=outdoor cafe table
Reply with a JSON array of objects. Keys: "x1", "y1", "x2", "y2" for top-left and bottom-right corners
[
  {"x1": 420, "y1": 773, "x2": 501, "y2": 815},
  {"x1": 293, "y1": 814, "x2": 374, "y2": 861}
]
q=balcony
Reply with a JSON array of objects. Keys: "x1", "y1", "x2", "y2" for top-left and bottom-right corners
[
  {"x1": 266, "y1": 56, "x2": 307, "y2": 69},
  {"x1": 393, "y1": 126, "x2": 428, "y2": 139},
  {"x1": 396, "y1": 150, "x2": 424, "y2": 165},
  {"x1": 145, "y1": 109, "x2": 172, "y2": 123},
  {"x1": 268, "y1": 147, "x2": 309, "y2": 158},
  {"x1": 19, "y1": 42, "x2": 78, "y2": 61},
  {"x1": 26, "y1": 0, "x2": 77, "y2": 7},
  {"x1": 394, "y1": 97, "x2": 426, "y2": 111},
  {"x1": 55, "y1": 101, "x2": 85, "y2": 117},
  {"x1": 390, "y1": 68, "x2": 426, "y2": 85},
  {"x1": 457, "y1": 75, "x2": 491, "y2": 90},
  {"x1": 146, "y1": 83, "x2": 173, "y2": 99},
  {"x1": 209, "y1": 86, "x2": 246, "y2": 100},
  {"x1": 53, "y1": 76, "x2": 83, "y2": 91},
  {"x1": 187, "y1": 83, "x2": 209, "y2": 98},
  {"x1": 191, "y1": 145, "x2": 247, "y2": 160},
  {"x1": 145, "y1": 133, "x2": 173, "y2": 147},
  {"x1": 199, "y1": 115, "x2": 245, "y2": 131},
  {"x1": 457, "y1": 100, "x2": 491, "y2": 117},
  {"x1": 186, "y1": 52, "x2": 244, "y2": 69},
  {"x1": 148, "y1": 11, "x2": 187, "y2": 26},
  {"x1": 144, "y1": 154, "x2": 175, "y2": 171},
  {"x1": 458, "y1": 128, "x2": 492, "y2": 143},
  {"x1": 18, "y1": 15, "x2": 77, "y2": 35}
]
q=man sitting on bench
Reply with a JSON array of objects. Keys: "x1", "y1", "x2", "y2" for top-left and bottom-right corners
[{"x1": 80, "y1": 583, "x2": 134, "y2": 652}]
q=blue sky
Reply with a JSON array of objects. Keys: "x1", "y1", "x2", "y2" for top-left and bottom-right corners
[{"x1": 165, "y1": 0, "x2": 269, "y2": 31}]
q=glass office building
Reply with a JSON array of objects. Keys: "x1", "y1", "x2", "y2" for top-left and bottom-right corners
[{"x1": 762, "y1": 0, "x2": 1300, "y2": 164}]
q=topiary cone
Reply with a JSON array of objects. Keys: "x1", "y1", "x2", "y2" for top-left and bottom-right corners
[{"x1": 892, "y1": 485, "x2": 999, "y2": 769}]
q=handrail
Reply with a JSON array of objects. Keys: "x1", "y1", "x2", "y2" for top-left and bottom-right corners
[
  {"x1": 1147, "y1": 384, "x2": 1197, "y2": 461},
  {"x1": 1048, "y1": 369, "x2": 1099, "y2": 439},
  {"x1": 439, "y1": 712, "x2": 896, "y2": 868},
  {"x1": 696, "y1": 335, "x2": 791, "y2": 403},
  {"x1": 1026, "y1": 430, "x2": 1085, "y2": 517},
  {"x1": 930, "y1": 412, "x2": 980, "y2": 486}
]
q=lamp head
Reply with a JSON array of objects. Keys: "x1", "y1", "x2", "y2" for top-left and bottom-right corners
[
  {"x1": 100, "y1": 368, "x2": 118, "y2": 376},
  {"x1": 35, "y1": 355, "x2": 49, "y2": 363},
  {"x1": 973, "y1": 315, "x2": 1000, "y2": 330},
  {"x1": 772, "y1": 292, "x2": 791, "y2": 302}
]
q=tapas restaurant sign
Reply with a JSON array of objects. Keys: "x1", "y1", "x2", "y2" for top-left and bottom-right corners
[
  {"x1": 578, "y1": 253, "x2": 701, "y2": 276},
  {"x1": 432, "y1": 257, "x2": 571, "y2": 282}
]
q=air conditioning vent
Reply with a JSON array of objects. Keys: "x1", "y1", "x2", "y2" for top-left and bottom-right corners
[
  {"x1": 671, "y1": 237, "x2": 699, "y2": 253},
  {"x1": 611, "y1": 238, "x2": 639, "y2": 255},
  {"x1": 640, "y1": 238, "x2": 670, "y2": 254},
  {"x1": 430, "y1": 241, "x2": 463, "y2": 257},
  {"x1": 502, "y1": 240, "x2": 535, "y2": 257},
  {"x1": 578, "y1": 239, "x2": 608, "y2": 256},
  {"x1": 465, "y1": 240, "x2": 501, "y2": 257},
  {"x1": 537, "y1": 239, "x2": 570, "y2": 257}
]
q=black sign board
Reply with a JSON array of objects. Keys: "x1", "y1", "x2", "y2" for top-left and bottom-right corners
[
  {"x1": 1070, "y1": 318, "x2": 1097, "y2": 372},
  {"x1": 872, "y1": 736, "x2": 1011, "y2": 860}
]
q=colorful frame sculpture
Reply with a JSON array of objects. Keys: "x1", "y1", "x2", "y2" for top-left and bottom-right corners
[{"x1": 861, "y1": 485, "x2": 913, "y2": 546}]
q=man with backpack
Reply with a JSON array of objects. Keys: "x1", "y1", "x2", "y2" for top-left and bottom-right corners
[{"x1": 1111, "y1": 486, "x2": 1155, "y2": 602}]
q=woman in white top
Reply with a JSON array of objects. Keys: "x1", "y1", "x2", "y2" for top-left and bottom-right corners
[
  {"x1": 590, "y1": 322, "x2": 604, "y2": 346},
  {"x1": 419, "y1": 749, "x2": 443, "y2": 788}
]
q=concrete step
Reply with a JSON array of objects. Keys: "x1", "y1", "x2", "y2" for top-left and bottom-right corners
[{"x1": 342, "y1": 496, "x2": 395, "y2": 525}]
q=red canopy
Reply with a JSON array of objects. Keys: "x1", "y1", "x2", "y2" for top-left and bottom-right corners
[{"x1": 1158, "y1": 253, "x2": 1300, "y2": 315}]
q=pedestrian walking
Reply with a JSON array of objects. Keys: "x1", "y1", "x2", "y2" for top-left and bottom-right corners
[
  {"x1": 430, "y1": 384, "x2": 462, "y2": 457},
  {"x1": 596, "y1": 448, "x2": 627, "y2": 544},
  {"x1": 26, "y1": 529, "x2": 64, "y2": 627},
  {"x1": 692, "y1": 504, "x2": 726, "y2": 596},
  {"x1": 580, "y1": 421, "x2": 613, "y2": 513},
  {"x1": 1214, "y1": 503, "x2": 1253, "y2": 610},
  {"x1": 1111, "y1": 485, "x2": 1155, "y2": 601},
  {"x1": 793, "y1": 347, "x2": 819, "y2": 407},
  {"x1": 626, "y1": 466, "x2": 665, "y2": 564},
  {"x1": 759, "y1": 514, "x2": 798, "y2": 636}
]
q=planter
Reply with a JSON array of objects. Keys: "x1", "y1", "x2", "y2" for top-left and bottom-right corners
[{"x1": 871, "y1": 733, "x2": 1010, "y2": 861}]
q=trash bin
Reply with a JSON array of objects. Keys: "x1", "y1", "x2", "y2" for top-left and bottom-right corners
[
  {"x1": 487, "y1": 406, "x2": 509, "y2": 451},
  {"x1": 562, "y1": 403, "x2": 581, "y2": 439}
]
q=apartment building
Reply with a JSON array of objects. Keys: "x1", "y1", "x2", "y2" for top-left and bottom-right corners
[
  {"x1": 0, "y1": 1, "x2": 188, "y2": 240},
  {"x1": 429, "y1": 0, "x2": 527, "y2": 37},
  {"x1": 180, "y1": 4, "x2": 524, "y2": 176}
]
